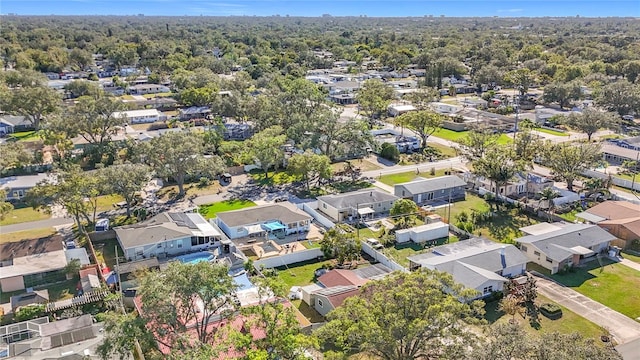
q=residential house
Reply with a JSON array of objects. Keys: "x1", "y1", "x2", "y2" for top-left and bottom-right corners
[
  {"x1": 0, "y1": 173, "x2": 54, "y2": 201},
  {"x1": 114, "y1": 212, "x2": 224, "y2": 261},
  {"x1": 317, "y1": 189, "x2": 399, "y2": 222},
  {"x1": 112, "y1": 109, "x2": 162, "y2": 124},
  {"x1": 329, "y1": 93, "x2": 356, "y2": 105},
  {"x1": 394, "y1": 175, "x2": 466, "y2": 206},
  {"x1": 608, "y1": 136, "x2": 640, "y2": 151},
  {"x1": 395, "y1": 221, "x2": 450, "y2": 244},
  {"x1": 128, "y1": 84, "x2": 170, "y2": 95},
  {"x1": 0, "y1": 315, "x2": 100, "y2": 358},
  {"x1": 431, "y1": 102, "x2": 463, "y2": 114},
  {"x1": 407, "y1": 238, "x2": 528, "y2": 298},
  {"x1": 10, "y1": 289, "x2": 49, "y2": 311},
  {"x1": 526, "y1": 173, "x2": 554, "y2": 195},
  {"x1": 516, "y1": 223, "x2": 616, "y2": 274},
  {"x1": 601, "y1": 143, "x2": 640, "y2": 167},
  {"x1": 576, "y1": 201, "x2": 640, "y2": 249},
  {"x1": 307, "y1": 264, "x2": 392, "y2": 317},
  {"x1": 219, "y1": 123, "x2": 253, "y2": 140},
  {"x1": 327, "y1": 80, "x2": 360, "y2": 94},
  {"x1": 388, "y1": 104, "x2": 417, "y2": 117},
  {"x1": 215, "y1": 203, "x2": 311, "y2": 241},
  {"x1": 179, "y1": 106, "x2": 212, "y2": 121},
  {"x1": 132, "y1": 97, "x2": 178, "y2": 110},
  {"x1": 370, "y1": 128, "x2": 421, "y2": 153},
  {"x1": 0, "y1": 236, "x2": 70, "y2": 292},
  {"x1": 0, "y1": 115, "x2": 33, "y2": 135}
]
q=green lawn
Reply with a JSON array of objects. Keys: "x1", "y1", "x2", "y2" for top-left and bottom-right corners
[
  {"x1": 0, "y1": 227, "x2": 56, "y2": 244},
  {"x1": 383, "y1": 242, "x2": 429, "y2": 267},
  {"x1": 612, "y1": 172, "x2": 638, "y2": 182},
  {"x1": 95, "y1": 194, "x2": 125, "y2": 212},
  {"x1": 535, "y1": 127, "x2": 569, "y2": 137},
  {"x1": 378, "y1": 169, "x2": 452, "y2": 186},
  {"x1": 622, "y1": 251, "x2": 640, "y2": 264},
  {"x1": 557, "y1": 208, "x2": 582, "y2": 222},
  {"x1": 93, "y1": 238, "x2": 124, "y2": 269},
  {"x1": 274, "y1": 259, "x2": 334, "y2": 289},
  {"x1": 8, "y1": 131, "x2": 41, "y2": 142},
  {"x1": 485, "y1": 294, "x2": 604, "y2": 340},
  {"x1": 291, "y1": 299, "x2": 325, "y2": 323},
  {"x1": 431, "y1": 128, "x2": 512, "y2": 145},
  {"x1": 47, "y1": 279, "x2": 79, "y2": 301},
  {"x1": 550, "y1": 259, "x2": 640, "y2": 320},
  {"x1": 427, "y1": 143, "x2": 459, "y2": 158},
  {"x1": 0, "y1": 205, "x2": 50, "y2": 226},
  {"x1": 199, "y1": 199, "x2": 257, "y2": 219},
  {"x1": 434, "y1": 194, "x2": 490, "y2": 223}
]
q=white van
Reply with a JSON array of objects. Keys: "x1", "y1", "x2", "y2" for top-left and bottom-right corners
[{"x1": 365, "y1": 238, "x2": 384, "y2": 250}]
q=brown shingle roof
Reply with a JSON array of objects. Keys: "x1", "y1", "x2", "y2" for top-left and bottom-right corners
[
  {"x1": 585, "y1": 201, "x2": 640, "y2": 221},
  {"x1": 317, "y1": 269, "x2": 368, "y2": 288},
  {"x1": 0, "y1": 235, "x2": 63, "y2": 262}
]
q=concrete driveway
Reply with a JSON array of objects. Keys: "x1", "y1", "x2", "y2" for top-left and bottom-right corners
[{"x1": 533, "y1": 274, "x2": 640, "y2": 344}]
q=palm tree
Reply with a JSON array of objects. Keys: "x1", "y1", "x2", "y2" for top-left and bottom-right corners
[
  {"x1": 538, "y1": 187, "x2": 560, "y2": 221},
  {"x1": 583, "y1": 177, "x2": 611, "y2": 199}
]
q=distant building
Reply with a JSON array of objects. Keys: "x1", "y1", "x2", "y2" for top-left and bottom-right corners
[
  {"x1": 179, "y1": 106, "x2": 211, "y2": 121},
  {"x1": 128, "y1": 84, "x2": 170, "y2": 95},
  {"x1": 112, "y1": 109, "x2": 161, "y2": 124}
]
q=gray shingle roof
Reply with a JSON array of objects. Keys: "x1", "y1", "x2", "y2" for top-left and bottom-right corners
[
  {"x1": 395, "y1": 175, "x2": 466, "y2": 196},
  {"x1": 516, "y1": 224, "x2": 617, "y2": 262},
  {"x1": 317, "y1": 189, "x2": 398, "y2": 210},
  {"x1": 216, "y1": 203, "x2": 311, "y2": 228}
]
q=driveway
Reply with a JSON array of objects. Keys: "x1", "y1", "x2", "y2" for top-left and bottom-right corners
[{"x1": 533, "y1": 274, "x2": 640, "y2": 344}]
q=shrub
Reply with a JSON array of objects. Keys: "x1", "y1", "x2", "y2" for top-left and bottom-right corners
[
  {"x1": 380, "y1": 143, "x2": 400, "y2": 162},
  {"x1": 198, "y1": 177, "x2": 211, "y2": 187},
  {"x1": 540, "y1": 303, "x2": 563, "y2": 319},
  {"x1": 15, "y1": 304, "x2": 45, "y2": 321},
  {"x1": 95, "y1": 312, "x2": 108, "y2": 322}
]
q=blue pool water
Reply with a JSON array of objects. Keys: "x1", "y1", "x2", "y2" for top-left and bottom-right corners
[
  {"x1": 233, "y1": 272, "x2": 254, "y2": 291},
  {"x1": 176, "y1": 252, "x2": 214, "y2": 264}
]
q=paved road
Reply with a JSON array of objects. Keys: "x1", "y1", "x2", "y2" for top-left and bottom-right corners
[
  {"x1": 533, "y1": 274, "x2": 640, "y2": 344},
  {"x1": 0, "y1": 217, "x2": 74, "y2": 233}
]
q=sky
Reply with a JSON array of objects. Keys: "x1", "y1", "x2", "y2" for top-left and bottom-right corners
[{"x1": 1, "y1": 0, "x2": 639, "y2": 17}]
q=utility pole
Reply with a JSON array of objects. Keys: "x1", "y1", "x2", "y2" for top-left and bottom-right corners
[
  {"x1": 356, "y1": 203, "x2": 360, "y2": 240},
  {"x1": 513, "y1": 92, "x2": 520, "y2": 136}
]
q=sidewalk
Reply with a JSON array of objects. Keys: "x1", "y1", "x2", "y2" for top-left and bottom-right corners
[
  {"x1": 618, "y1": 258, "x2": 640, "y2": 272},
  {"x1": 0, "y1": 217, "x2": 74, "y2": 233}
]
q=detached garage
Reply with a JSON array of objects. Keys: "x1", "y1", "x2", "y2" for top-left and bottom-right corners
[{"x1": 396, "y1": 222, "x2": 449, "y2": 244}]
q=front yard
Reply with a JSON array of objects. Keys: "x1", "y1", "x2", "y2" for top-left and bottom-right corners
[
  {"x1": 0, "y1": 227, "x2": 56, "y2": 244},
  {"x1": 331, "y1": 159, "x2": 381, "y2": 173},
  {"x1": 199, "y1": 199, "x2": 257, "y2": 219},
  {"x1": 0, "y1": 205, "x2": 51, "y2": 226},
  {"x1": 550, "y1": 259, "x2": 640, "y2": 320},
  {"x1": 156, "y1": 181, "x2": 222, "y2": 201},
  {"x1": 484, "y1": 294, "x2": 604, "y2": 340}
]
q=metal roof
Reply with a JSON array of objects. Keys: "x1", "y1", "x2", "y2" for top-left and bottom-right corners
[
  {"x1": 317, "y1": 189, "x2": 399, "y2": 210},
  {"x1": 394, "y1": 175, "x2": 466, "y2": 196},
  {"x1": 216, "y1": 203, "x2": 311, "y2": 228}
]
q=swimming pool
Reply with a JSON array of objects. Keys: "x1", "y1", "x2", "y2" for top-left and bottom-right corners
[
  {"x1": 176, "y1": 251, "x2": 214, "y2": 264},
  {"x1": 232, "y1": 271, "x2": 255, "y2": 291}
]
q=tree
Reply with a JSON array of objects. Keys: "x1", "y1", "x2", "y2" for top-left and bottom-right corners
[
  {"x1": 542, "y1": 82, "x2": 581, "y2": 109},
  {"x1": 498, "y1": 295, "x2": 523, "y2": 324},
  {"x1": 379, "y1": 142, "x2": 400, "y2": 162},
  {"x1": 248, "y1": 126, "x2": 287, "y2": 180},
  {"x1": 513, "y1": 129, "x2": 543, "y2": 166},
  {"x1": 64, "y1": 79, "x2": 101, "y2": 98},
  {"x1": 140, "y1": 131, "x2": 225, "y2": 196},
  {"x1": 314, "y1": 270, "x2": 484, "y2": 360},
  {"x1": 235, "y1": 277, "x2": 315, "y2": 360},
  {"x1": 99, "y1": 163, "x2": 151, "y2": 217},
  {"x1": 0, "y1": 143, "x2": 32, "y2": 173},
  {"x1": 15, "y1": 304, "x2": 45, "y2": 322},
  {"x1": 542, "y1": 142, "x2": 602, "y2": 192},
  {"x1": 64, "y1": 258, "x2": 82, "y2": 279},
  {"x1": 596, "y1": 80, "x2": 640, "y2": 116},
  {"x1": 474, "y1": 323, "x2": 622, "y2": 360},
  {"x1": 356, "y1": 79, "x2": 394, "y2": 125},
  {"x1": 179, "y1": 86, "x2": 218, "y2": 107},
  {"x1": 0, "y1": 190, "x2": 13, "y2": 221},
  {"x1": 538, "y1": 187, "x2": 560, "y2": 220},
  {"x1": 99, "y1": 261, "x2": 238, "y2": 359},
  {"x1": 564, "y1": 108, "x2": 619, "y2": 141},
  {"x1": 26, "y1": 166, "x2": 101, "y2": 227},
  {"x1": 6, "y1": 85, "x2": 61, "y2": 129},
  {"x1": 505, "y1": 68, "x2": 535, "y2": 96},
  {"x1": 396, "y1": 110, "x2": 443, "y2": 148},
  {"x1": 404, "y1": 88, "x2": 439, "y2": 110},
  {"x1": 460, "y1": 127, "x2": 499, "y2": 161},
  {"x1": 98, "y1": 311, "x2": 159, "y2": 360},
  {"x1": 473, "y1": 146, "x2": 522, "y2": 209},
  {"x1": 389, "y1": 198, "x2": 418, "y2": 229},
  {"x1": 55, "y1": 91, "x2": 127, "y2": 158},
  {"x1": 287, "y1": 151, "x2": 332, "y2": 191},
  {"x1": 320, "y1": 228, "x2": 361, "y2": 266}
]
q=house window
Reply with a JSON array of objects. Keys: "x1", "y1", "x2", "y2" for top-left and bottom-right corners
[
  {"x1": 157, "y1": 243, "x2": 162, "y2": 249},
  {"x1": 483, "y1": 286, "x2": 493, "y2": 294},
  {"x1": 191, "y1": 237, "x2": 198, "y2": 246},
  {"x1": 177, "y1": 239, "x2": 183, "y2": 248},
  {"x1": 521, "y1": 245, "x2": 528, "y2": 252},
  {"x1": 534, "y1": 251, "x2": 541, "y2": 257},
  {"x1": 402, "y1": 190, "x2": 405, "y2": 196},
  {"x1": 322, "y1": 203, "x2": 327, "y2": 209},
  {"x1": 317, "y1": 299, "x2": 323, "y2": 308},
  {"x1": 546, "y1": 257, "x2": 553, "y2": 263},
  {"x1": 427, "y1": 192, "x2": 434, "y2": 200}
]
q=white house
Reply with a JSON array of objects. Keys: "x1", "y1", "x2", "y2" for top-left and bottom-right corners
[
  {"x1": 388, "y1": 104, "x2": 417, "y2": 117},
  {"x1": 114, "y1": 212, "x2": 224, "y2": 261},
  {"x1": 215, "y1": 203, "x2": 311, "y2": 240},
  {"x1": 128, "y1": 84, "x2": 170, "y2": 95},
  {"x1": 112, "y1": 109, "x2": 162, "y2": 124},
  {"x1": 0, "y1": 173, "x2": 55, "y2": 201},
  {"x1": 407, "y1": 238, "x2": 527, "y2": 299},
  {"x1": 517, "y1": 223, "x2": 616, "y2": 274},
  {"x1": 317, "y1": 189, "x2": 399, "y2": 223}
]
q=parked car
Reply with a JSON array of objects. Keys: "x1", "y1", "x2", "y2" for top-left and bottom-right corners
[
  {"x1": 274, "y1": 196, "x2": 288, "y2": 202},
  {"x1": 365, "y1": 238, "x2": 384, "y2": 250}
]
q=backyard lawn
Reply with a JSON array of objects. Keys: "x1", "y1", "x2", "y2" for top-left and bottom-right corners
[
  {"x1": 432, "y1": 128, "x2": 469, "y2": 142},
  {"x1": 0, "y1": 205, "x2": 50, "y2": 226},
  {"x1": 8, "y1": 131, "x2": 41, "y2": 142},
  {"x1": 378, "y1": 168, "x2": 450, "y2": 186},
  {"x1": 550, "y1": 259, "x2": 640, "y2": 320},
  {"x1": 93, "y1": 238, "x2": 124, "y2": 269},
  {"x1": 485, "y1": 294, "x2": 604, "y2": 340},
  {"x1": 274, "y1": 259, "x2": 334, "y2": 289},
  {"x1": 0, "y1": 227, "x2": 56, "y2": 244},
  {"x1": 291, "y1": 299, "x2": 325, "y2": 323},
  {"x1": 199, "y1": 199, "x2": 257, "y2": 219},
  {"x1": 433, "y1": 194, "x2": 490, "y2": 222}
]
